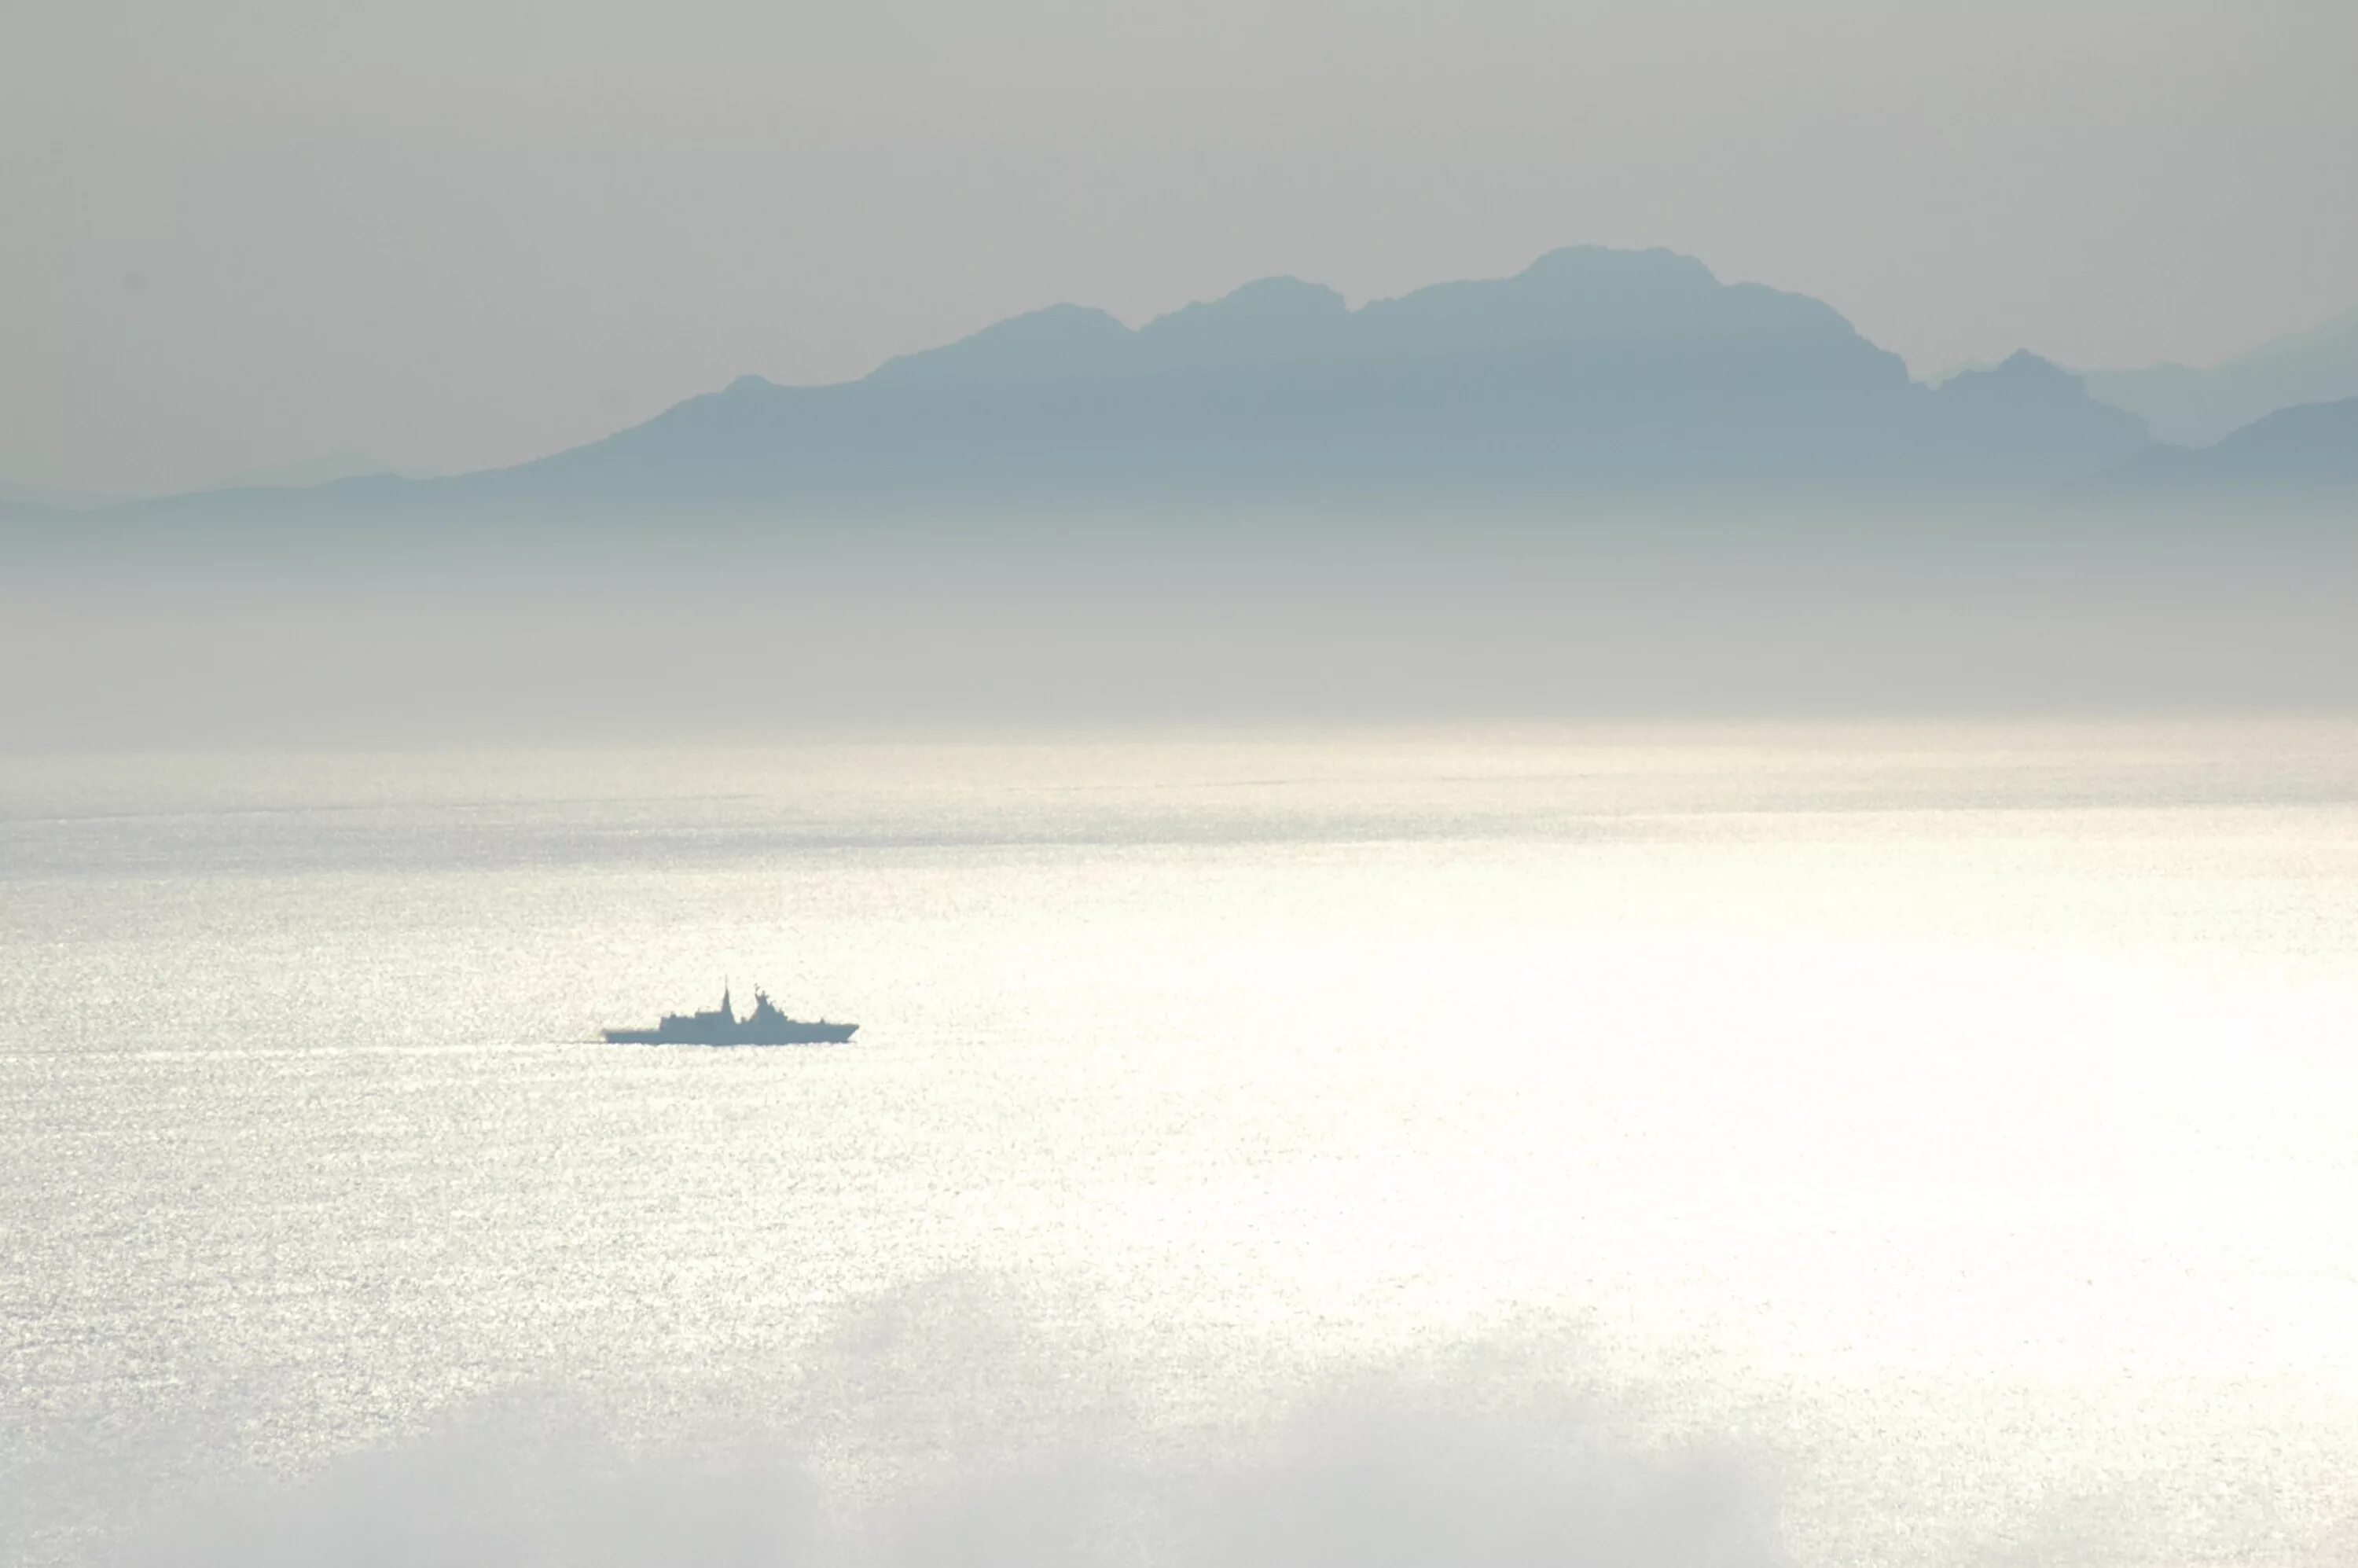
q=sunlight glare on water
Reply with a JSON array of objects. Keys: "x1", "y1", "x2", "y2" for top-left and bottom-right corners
[{"x1": 4, "y1": 722, "x2": 2356, "y2": 1566}]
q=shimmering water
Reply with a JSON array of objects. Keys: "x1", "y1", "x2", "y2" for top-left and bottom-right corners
[{"x1": 6, "y1": 725, "x2": 2357, "y2": 1566}]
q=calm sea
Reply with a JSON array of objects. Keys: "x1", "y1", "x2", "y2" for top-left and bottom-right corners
[{"x1": 6, "y1": 725, "x2": 2356, "y2": 1566}]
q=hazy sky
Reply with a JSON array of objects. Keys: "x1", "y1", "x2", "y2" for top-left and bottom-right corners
[{"x1": 6, "y1": 0, "x2": 2354, "y2": 495}]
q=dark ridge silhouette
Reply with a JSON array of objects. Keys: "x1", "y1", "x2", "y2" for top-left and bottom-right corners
[
  {"x1": 75, "y1": 245, "x2": 2198, "y2": 526},
  {"x1": 1929, "y1": 351, "x2": 2150, "y2": 476},
  {"x1": 871, "y1": 248, "x2": 1867, "y2": 385},
  {"x1": 2084, "y1": 305, "x2": 2358, "y2": 446},
  {"x1": 866, "y1": 301, "x2": 1140, "y2": 385},
  {"x1": 2101, "y1": 395, "x2": 2358, "y2": 490},
  {"x1": 461, "y1": 248, "x2": 2147, "y2": 509}
]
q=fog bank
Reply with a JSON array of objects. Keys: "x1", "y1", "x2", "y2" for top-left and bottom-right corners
[{"x1": 7, "y1": 503, "x2": 2352, "y2": 748}]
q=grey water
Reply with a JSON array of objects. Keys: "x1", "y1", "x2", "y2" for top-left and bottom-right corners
[{"x1": 6, "y1": 725, "x2": 2358, "y2": 1566}]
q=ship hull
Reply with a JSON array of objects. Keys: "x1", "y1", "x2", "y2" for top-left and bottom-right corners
[{"x1": 601, "y1": 1022, "x2": 858, "y2": 1046}]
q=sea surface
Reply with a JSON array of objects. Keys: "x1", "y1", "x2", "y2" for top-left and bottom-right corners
[{"x1": 6, "y1": 725, "x2": 2356, "y2": 1566}]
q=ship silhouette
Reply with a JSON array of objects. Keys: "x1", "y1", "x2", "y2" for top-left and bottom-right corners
[{"x1": 601, "y1": 985, "x2": 858, "y2": 1046}]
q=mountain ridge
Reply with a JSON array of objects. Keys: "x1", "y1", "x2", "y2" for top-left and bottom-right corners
[
  {"x1": 868, "y1": 248, "x2": 1879, "y2": 389},
  {"x1": 71, "y1": 244, "x2": 2297, "y2": 522},
  {"x1": 2102, "y1": 395, "x2": 2358, "y2": 489},
  {"x1": 2084, "y1": 303, "x2": 2358, "y2": 446}
]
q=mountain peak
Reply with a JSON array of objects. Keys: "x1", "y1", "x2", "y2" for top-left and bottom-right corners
[
  {"x1": 1962, "y1": 350, "x2": 2078, "y2": 387},
  {"x1": 1935, "y1": 351, "x2": 2150, "y2": 467},
  {"x1": 1129, "y1": 276, "x2": 1353, "y2": 370},
  {"x1": 859, "y1": 244, "x2": 1890, "y2": 397},
  {"x1": 1519, "y1": 244, "x2": 1715, "y2": 283},
  {"x1": 1162, "y1": 274, "x2": 1347, "y2": 317},
  {"x1": 1355, "y1": 244, "x2": 1862, "y2": 356},
  {"x1": 866, "y1": 303, "x2": 1133, "y2": 386}
]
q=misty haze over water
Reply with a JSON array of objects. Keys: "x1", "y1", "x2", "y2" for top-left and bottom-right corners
[
  {"x1": 8, "y1": 494, "x2": 2356, "y2": 749},
  {"x1": 7, "y1": 729, "x2": 2358, "y2": 1568}
]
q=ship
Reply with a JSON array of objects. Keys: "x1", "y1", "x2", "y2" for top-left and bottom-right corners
[{"x1": 601, "y1": 985, "x2": 858, "y2": 1046}]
